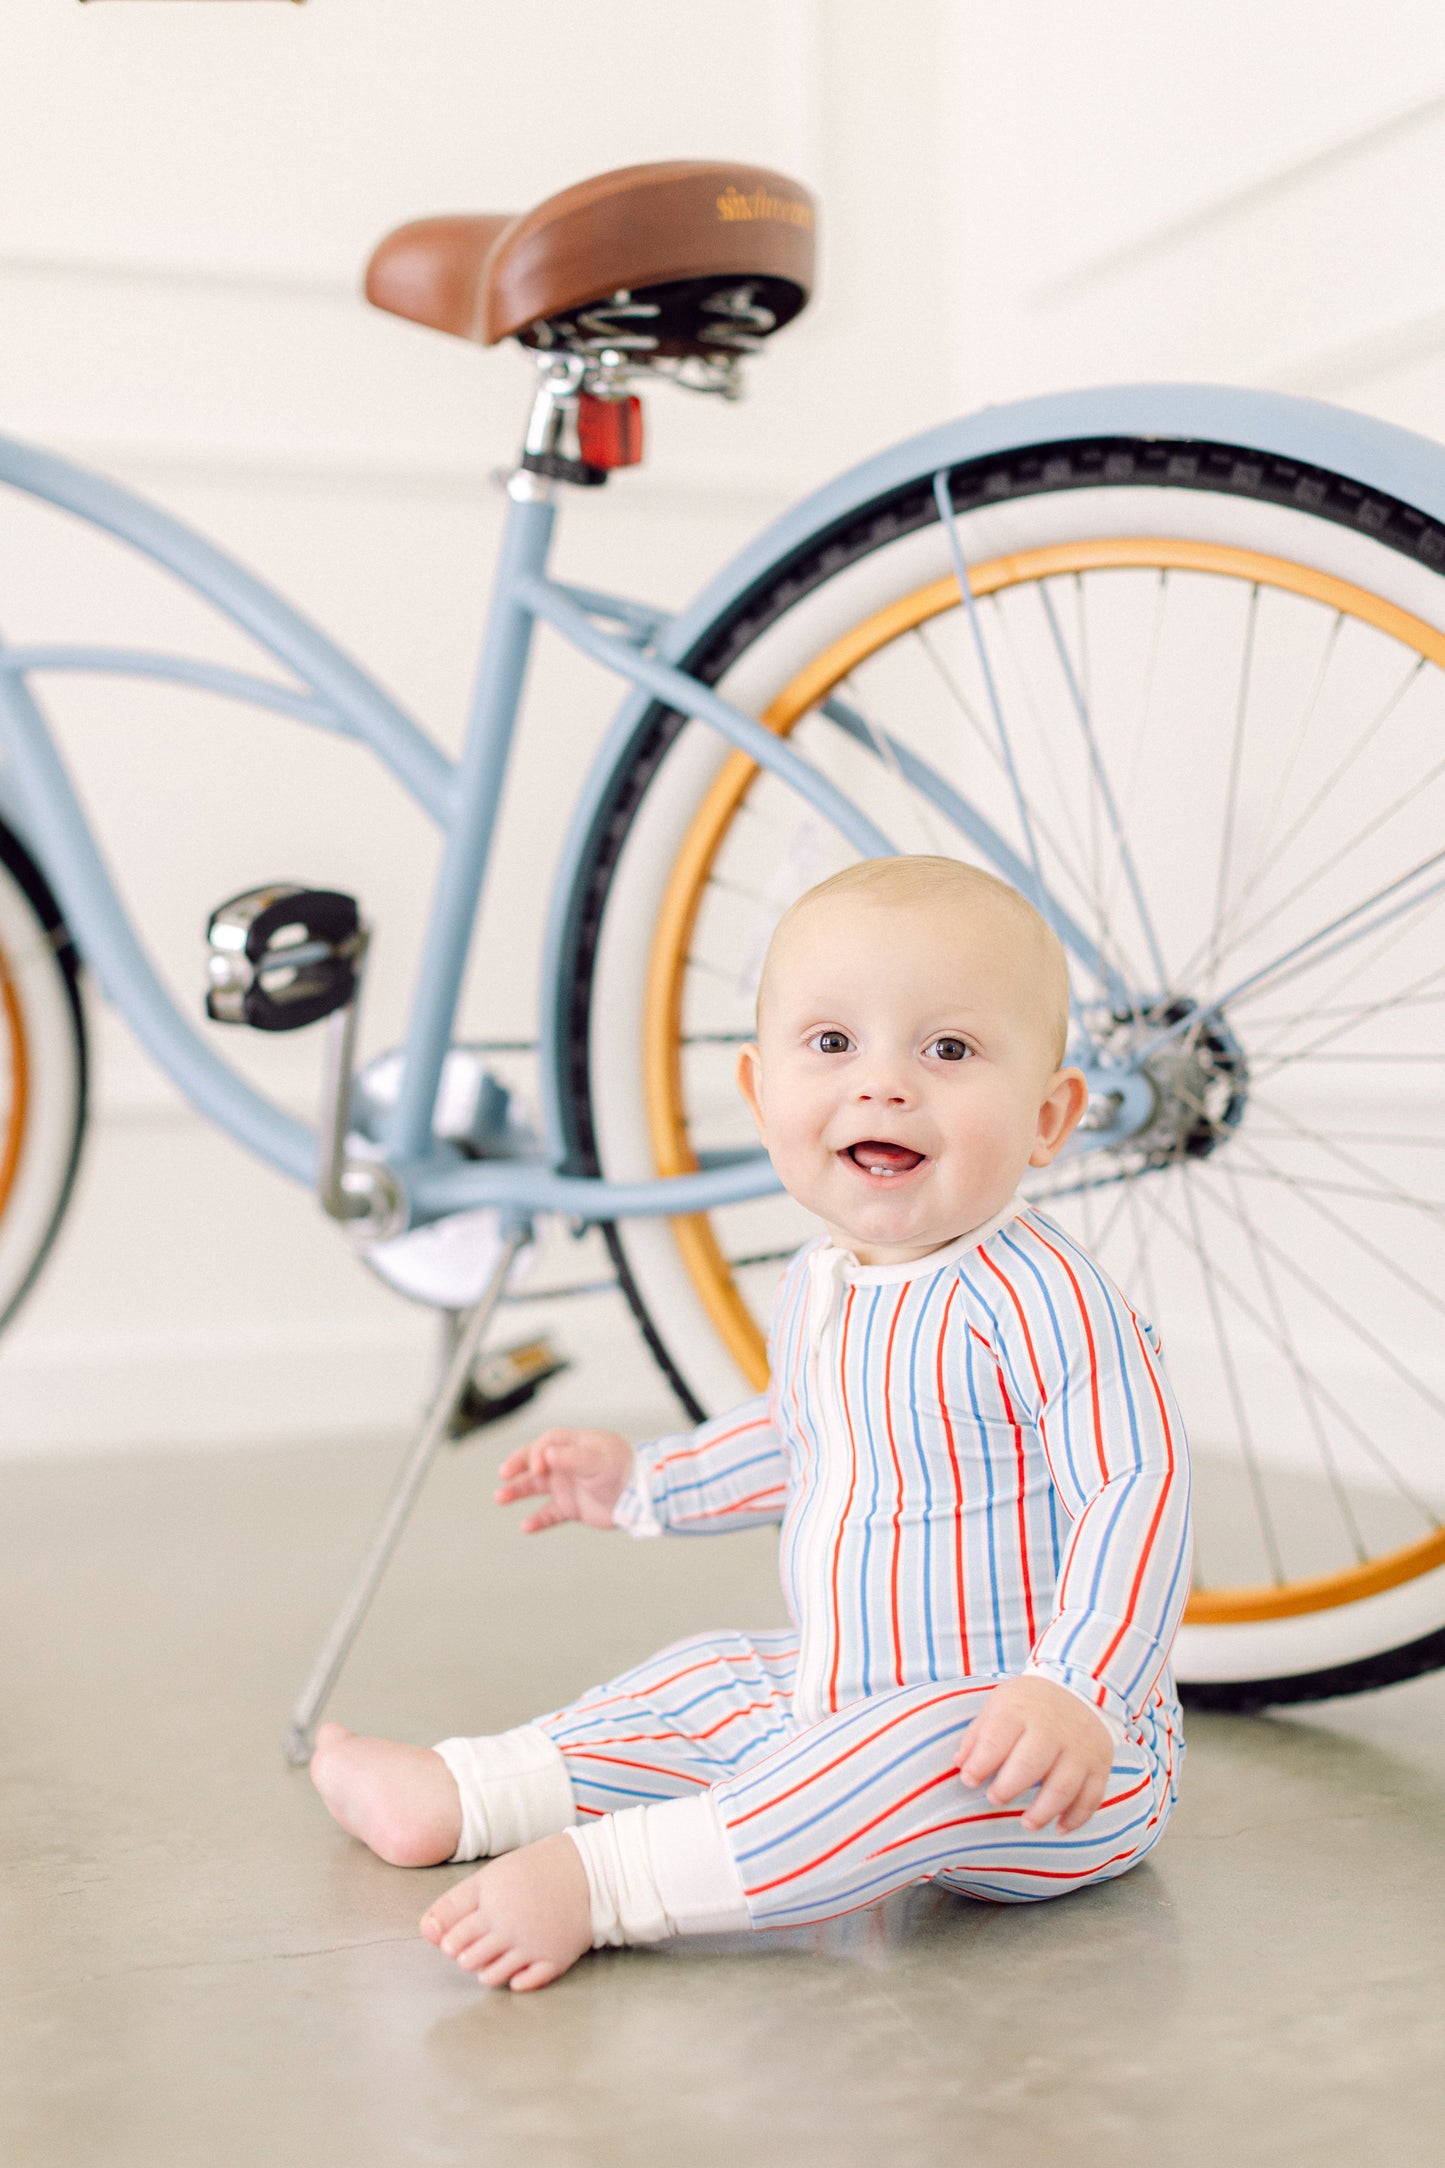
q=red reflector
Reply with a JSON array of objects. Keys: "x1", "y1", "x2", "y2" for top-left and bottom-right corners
[{"x1": 577, "y1": 392, "x2": 644, "y2": 470}]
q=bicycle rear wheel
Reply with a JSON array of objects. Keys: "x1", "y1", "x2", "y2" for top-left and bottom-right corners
[
  {"x1": 0, "y1": 817, "x2": 87, "y2": 1330},
  {"x1": 564, "y1": 419, "x2": 1445, "y2": 1704}
]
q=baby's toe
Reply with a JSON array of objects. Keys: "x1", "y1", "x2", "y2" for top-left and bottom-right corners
[
  {"x1": 455, "y1": 1932, "x2": 507, "y2": 1976},
  {"x1": 476, "y1": 1945, "x2": 527, "y2": 1989},
  {"x1": 508, "y1": 1959, "x2": 562, "y2": 1994},
  {"x1": 439, "y1": 1912, "x2": 489, "y2": 1961},
  {"x1": 421, "y1": 1871, "x2": 483, "y2": 1941}
]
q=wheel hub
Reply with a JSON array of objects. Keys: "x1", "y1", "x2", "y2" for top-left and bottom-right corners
[{"x1": 1080, "y1": 997, "x2": 1250, "y2": 1165}]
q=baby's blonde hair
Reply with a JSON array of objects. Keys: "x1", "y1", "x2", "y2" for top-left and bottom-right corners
[{"x1": 758, "y1": 855, "x2": 1071, "y2": 1066}]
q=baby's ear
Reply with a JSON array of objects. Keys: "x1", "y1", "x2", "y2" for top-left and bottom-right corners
[
  {"x1": 735, "y1": 1043, "x2": 766, "y2": 1139},
  {"x1": 1029, "y1": 1066, "x2": 1090, "y2": 1166}
]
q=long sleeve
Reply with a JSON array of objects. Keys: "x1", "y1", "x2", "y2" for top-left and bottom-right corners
[
  {"x1": 613, "y1": 1394, "x2": 790, "y2": 1538},
  {"x1": 983, "y1": 1216, "x2": 1193, "y2": 1732}
]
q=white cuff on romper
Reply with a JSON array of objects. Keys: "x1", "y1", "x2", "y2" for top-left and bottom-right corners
[
  {"x1": 565, "y1": 1794, "x2": 751, "y2": 1946},
  {"x1": 432, "y1": 1725, "x2": 577, "y2": 1863},
  {"x1": 611, "y1": 1448, "x2": 664, "y2": 1538},
  {"x1": 1023, "y1": 1663, "x2": 1127, "y2": 1747}
]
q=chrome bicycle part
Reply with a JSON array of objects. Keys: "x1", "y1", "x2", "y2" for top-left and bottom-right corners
[
  {"x1": 283, "y1": 1215, "x2": 532, "y2": 1764},
  {"x1": 205, "y1": 884, "x2": 366, "y2": 1034},
  {"x1": 316, "y1": 957, "x2": 411, "y2": 1246}
]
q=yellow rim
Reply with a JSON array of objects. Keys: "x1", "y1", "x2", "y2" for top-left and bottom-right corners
[
  {"x1": 0, "y1": 940, "x2": 28, "y2": 1222},
  {"x1": 643, "y1": 535, "x2": 1445, "y2": 1624}
]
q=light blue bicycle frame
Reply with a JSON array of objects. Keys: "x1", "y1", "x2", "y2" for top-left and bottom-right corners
[{"x1": 4, "y1": 380, "x2": 1445, "y2": 1237}]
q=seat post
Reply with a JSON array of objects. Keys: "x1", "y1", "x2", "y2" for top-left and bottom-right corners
[{"x1": 522, "y1": 352, "x2": 588, "y2": 478}]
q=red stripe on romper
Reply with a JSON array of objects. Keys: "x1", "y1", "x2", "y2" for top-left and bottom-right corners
[
  {"x1": 989, "y1": 1354, "x2": 1037, "y2": 1647},
  {"x1": 867, "y1": 1804, "x2": 1029, "y2": 1857},
  {"x1": 650, "y1": 1413, "x2": 775, "y2": 1472},
  {"x1": 565, "y1": 1652, "x2": 734, "y2": 1717},
  {"x1": 882, "y1": 1287, "x2": 908, "y2": 1687},
  {"x1": 979, "y1": 1252, "x2": 1049, "y2": 1647},
  {"x1": 725, "y1": 1684, "x2": 993, "y2": 1828},
  {"x1": 1092, "y1": 1312, "x2": 1179, "y2": 1679},
  {"x1": 557, "y1": 1748, "x2": 711, "y2": 1785},
  {"x1": 991, "y1": 1225, "x2": 1119, "y2": 1630},
  {"x1": 669, "y1": 1483, "x2": 787, "y2": 1524},
  {"x1": 961, "y1": 1849, "x2": 1137, "y2": 1882},
  {"x1": 866, "y1": 1773, "x2": 1151, "y2": 1861},
  {"x1": 980, "y1": 1248, "x2": 1049, "y2": 1404},
  {"x1": 825, "y1": 1284, "x2": 860, "y2": 1713},
  {"x1": 936, "y1": 1281, "x2": 970, "y2": 1676},
  {"x1": 1019, "y1": 1220, "x2": 1108, "y2": 1483},
  {"x1": 745, "y1": 1764, "x2": 963, "y2": 1895},
  {"x1": 579, "y1": 1696, "x2": 789, "y2": 1749}
]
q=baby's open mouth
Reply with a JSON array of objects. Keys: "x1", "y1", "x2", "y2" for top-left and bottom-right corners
[{"x1": 845, "y1": 1140, "x2": 925, "y2": 1177}]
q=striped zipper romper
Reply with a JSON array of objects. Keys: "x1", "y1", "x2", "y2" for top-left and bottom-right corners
[{"x1": 533, "y1": 1199, "x2": 1192, "y2": 1926}]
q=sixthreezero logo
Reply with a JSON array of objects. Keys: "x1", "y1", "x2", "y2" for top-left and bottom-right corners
[{"x1": 716, "y1": 184, "x2": 813, "y2": 229}]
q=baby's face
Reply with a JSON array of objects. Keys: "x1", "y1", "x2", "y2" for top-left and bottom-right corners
[{"x1": 737, "y1": 892, "x2": 1087, "y2": 1264}]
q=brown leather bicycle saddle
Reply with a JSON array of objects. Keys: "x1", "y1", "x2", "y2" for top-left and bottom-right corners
[{"x1": 364, "y1": 160, "x2": 816, "y2": 360}]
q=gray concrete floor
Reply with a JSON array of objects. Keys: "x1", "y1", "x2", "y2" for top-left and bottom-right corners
[{"x1": 4, "y1": 1395, "x2": 1444, "y2": 2168}]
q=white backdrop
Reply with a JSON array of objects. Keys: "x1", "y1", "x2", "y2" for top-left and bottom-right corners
[{"x1": 3, "y1": 0, "x2": 1445, "y2": 1451}]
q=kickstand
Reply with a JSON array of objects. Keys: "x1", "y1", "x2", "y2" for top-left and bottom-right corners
[{"x1": 283, "y1": 1219, "x2": 528, "y2": 1765}]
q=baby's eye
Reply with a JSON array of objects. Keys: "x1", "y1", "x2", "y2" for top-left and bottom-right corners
[
  {"x1": 927, "y1": 1035, "x2": 972, "y2": 1062},
  {"x1": 809, "y1": 1029, "x2": 854, "y2": 1055}
]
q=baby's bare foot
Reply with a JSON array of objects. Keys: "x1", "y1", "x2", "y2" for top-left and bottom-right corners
[
  {"x1": 309, "y1": 1723, "x2": 462, "y2": 1866},
  {"x1": 420, "y1": 1834, "x2": 593, "y2": 1992}
]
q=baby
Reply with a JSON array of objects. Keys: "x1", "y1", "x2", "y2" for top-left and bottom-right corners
[{"x1": 311, "y1": 855, "x2": 1191, "y2": 1990}]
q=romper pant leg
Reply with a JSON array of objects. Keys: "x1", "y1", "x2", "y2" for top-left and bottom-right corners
[
  {"x1": 533, "y1": 1628, "x2": 801, "y2": 1821},
  {"x1": 713, "y1": 1677, "x2": 1180, "y2": 1929}
]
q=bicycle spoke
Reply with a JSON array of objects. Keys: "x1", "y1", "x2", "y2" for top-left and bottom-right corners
[
  {"x1": 1245, "y1": 985, "x2": 1445, "y2": 1035},
  {"x1": 837, "y1": 668, "x2": 950, "y2": 856},
  {"x1": 1235, "y1": 653, "x2": 1428, "y2": 922},
  {"x1": 1200, "y1": 583, "x2": 1259, "y2": 998},
  {"x1": 1223, "y1": 749, "x2": 1445, "y2": 993},
  {"x1": 1037, "y1": 578, "x2": 1169, "y2": 986},
  {"x1": 1160, "y1": 1175, "x2": 1441, "y2": 1525},
  {"x1": 1141, "y1": 845, "x2": 1445, "y2": 1059},
  {"x1": 917, "y1": 603, "x2": 1102, "y2": 916},
  {"x1": 1171, "y1": 651, "x2": 1434, "y2": 996},
  {"x1": 1196, "y1": 1156, "x2": 1445, "y2": 1420},
  {"x1": 931, "y1": 475, "x2": 1090, "y2": 975},
  {"x1": 1219, "y1": 1160, "x2": 1370, "y2": 1566},
  {"x1": 984, "y1": 596, "x2": 1130, "y2": 949},
  {"x1": 1247, "y1": 1088, "x2": 1445, "y2": 1211},
  {"x1": 1177, "y1": 1162, "x2": 1287, "y2": 1583},
  {"x1": 1093, "y1": 570, "x2": 1170, "y2": 1011},
  {"x1": 1206, "y1": 608, "x2": 1345, "y2": 970},
  {"x1": 1226, "y1": 1161, "x2": 1445, "y2": 1216},
  {"x1": 1121, "y1": 1165, "x2": 1164, "y2": 1330},
  {"x1": 1238, "y1": 897, "x2": 1445, "y2": 1088},
  {"x1": 1244, "y1": 953, "x2": 1445, "y2": 1079},
  {"x1": 1226, "y1": 1132, "x2": 1445, "y2": 1310},
  {"x1": 1243, "y1": 1128, "x2": 1445, "y2": 1149}
]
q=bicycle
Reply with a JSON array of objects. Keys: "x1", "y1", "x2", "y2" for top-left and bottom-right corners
[{"x1": 1, "y1": 159, "x2": 1443, "y2": 1753}]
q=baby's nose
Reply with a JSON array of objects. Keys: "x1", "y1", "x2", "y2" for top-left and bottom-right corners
[{"x1": 854, "y1": 1069, "x2": 911, "y2": 1104}]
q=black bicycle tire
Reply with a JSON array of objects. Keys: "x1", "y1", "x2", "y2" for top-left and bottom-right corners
[
  {"x1": 1180, "y1": 1626, "x2": 1445, "y2": 1710},
  {"x1": 557, "y1": 427, "x2": 1445, "y2": 1702},
  {"x1": 0, "y1": 815, "x2": 88, "y2": 1334}
]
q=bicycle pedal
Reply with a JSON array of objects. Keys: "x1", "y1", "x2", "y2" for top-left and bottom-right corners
[
  {"x1": 206, "y1": 884, "x2": 365, "y2": 1033},
  {"x1": 447, "y1": 1335, "x2": 569, "y2": 1442}
]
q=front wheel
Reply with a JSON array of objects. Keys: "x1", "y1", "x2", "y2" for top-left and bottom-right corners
[
  {"x1": 563, "y1": 419, "x2": 1445, "y2": 1706},
  {"x1": 0, "y1": 818, "x2": 88, "y2": 1331}
]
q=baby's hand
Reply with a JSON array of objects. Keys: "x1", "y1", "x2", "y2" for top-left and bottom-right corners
[
  {"x1": 494, "y1": 1427, "x2": 634, "y2": 1533},
  {"x1": 956, "y1": 1675, "x2": 1113, "y2": 1834}
]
